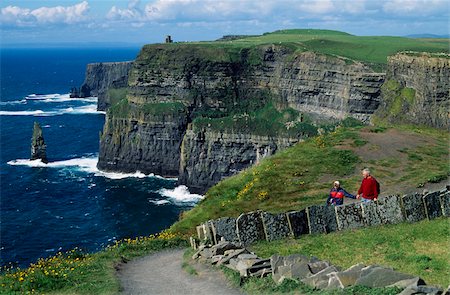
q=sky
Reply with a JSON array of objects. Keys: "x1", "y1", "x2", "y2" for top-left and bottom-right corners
[{"x1": 1, "y1": 0, "x2": 449, "y2": 46}]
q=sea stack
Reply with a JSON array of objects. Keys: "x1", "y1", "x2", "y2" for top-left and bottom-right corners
[{"x1": 31, "y1": 122, "x2": 48, "y2": 163}]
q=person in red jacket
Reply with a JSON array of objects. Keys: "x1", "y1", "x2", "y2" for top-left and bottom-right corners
[{"x1": 356, "y1": 168, "x2": 379, "y2": 202}]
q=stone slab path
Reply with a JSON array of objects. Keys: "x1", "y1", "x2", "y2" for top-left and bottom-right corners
[{"x1": 117, "y1": 249, "x2": 243, "y2": 295}]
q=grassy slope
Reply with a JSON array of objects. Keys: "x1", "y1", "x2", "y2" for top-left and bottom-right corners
[
  {"x1": 171, "y1": 124, "x2": 449, "y2": 234},
  {"x1": 250, "y1": 218, "x2": 449, "y2": 287},
  {"x1": 191, "y1": 29, "x2": 449, "y2": 70},
  {"x1": 0, "y1": 234, "x2": 187, "y2": 294}
]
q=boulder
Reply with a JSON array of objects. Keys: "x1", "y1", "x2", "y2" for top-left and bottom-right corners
[
  {"x1": 236, "y1": 257, "x2": 266, "y2": 277},
  {"x1": 356, "y1": 267, "x2": 422, "y2": 288},
  {"x1": 286, "y1": 209, "x2": 309, "y2": 238},
  {"x1": 335, "y1": 203, "x2": 365, "y2": 231},
  {"x1": 211, "y1": 255, "x2": 225, "y2": 265},
  {"x1": 236, "y1": 211, "x2": 266, "y2": 246},
  {"x1": 402, "y1": 193, "x2": 427, "y2": 223},
  {"x1": 423, "y1": 191, "x2": 443, "y2": 220},
  {"x1": 261, "y1": 212, "x2": 291, "y2": 241}
]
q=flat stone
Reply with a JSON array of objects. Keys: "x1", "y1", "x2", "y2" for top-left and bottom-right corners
[
  {"x1": 211, "y1": 241, "x2": 238, "y2": 256},
  {"x1": 271, "y1": 254, "x2": 285, "y2": 284},
  {"x1": 335, "y1": 203, "x2": 365, "y2": 231},
  {"x1": 210, "y1": 217, "x2": 239, "y2": 244},
  {"x1": 192, "y1": 249, "x2": 202, "y2": 260},
  {"x1": 284, "y1": 254, "x2": 310, "y2": 266},
  {"x1": 355, "y1": 267, "x2": 419, "y2": 287},
  {"x1": 326, "y1": 263, "x2": 365, "y2": 289},
  {"x1": 261, "y1": 212, "x2": 291, "y2": 241},
  {"x1": 236, "y1": 211, "x2": 266, "y2": 246},
  {"x1": 250, "y1": 268, "x2": 272, "y2": 278},
  {"x1": 439, "y1": 191, "x2": 450, "y2": 217},
  {"x1": 398, "y1": 285, "x2": 443, "y2": 295},
  {"x1": 199, "y1": 248, "x2": 213, "y2": 259},
  {"x1": 211, "y1": 255, "x2": 225, "y2": 264},
  {"x1": 388, "y1": 277, "x2": 426, "y2": 289},
  {"x1": 307, "y1": 205, "x2": 338, "y2": 234},
  {"x1": 308, "y1": 261, "x2": 330, "y2": 274},
  {"x1": 401, "y1": 193, "x2": 427, "y2": 223},
  {"x1": 286, "y1": 209, "x2": 309, "y2": 238},
  {"x1": 237, "y1": 253, "x2": 258, "y2": 260},
  {"x1": 277, "y1": 262, "x2": 311, "y2": 282},
  {"x1": 301, "y1": 266, "x2": 338, "y2": 289},
  {"x1": 423, "y1": 191, "x2": 442, "y2": 220},
  {"x1": 236, "y1": 258, "x2": 264, "y2": 277},
  {"x1": 217, "y1": 248, "x2": 247, "y2": 266}
]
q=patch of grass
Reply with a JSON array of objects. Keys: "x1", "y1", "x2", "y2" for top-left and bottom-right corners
[
  {"x1": 107, "y1": 87, "x2": 128, "y2": 107},
  {"x1": 249, "y1": 218, "x2": 450, "y2": 287},
  {"x1": 0, "y1": 232, "x2": 187, "y2": 294},
  {"x1": 193, "y1": 103, "x2": 318, "y2": 137},
  {"x1": 221, "y1": 265, "x2": 400, "y2": 294},
  {"x1": 182, "y1": 249, "x2": 198, "y2": 276}
]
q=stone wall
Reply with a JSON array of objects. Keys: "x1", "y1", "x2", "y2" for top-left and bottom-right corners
[{"x1": 194, "y1": 189, "x2": 449, "y2": 246}]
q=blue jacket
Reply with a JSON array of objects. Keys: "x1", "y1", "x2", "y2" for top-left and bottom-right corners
[{"x1": 326, "y1": 187, "x2": 356, "y2": 206}]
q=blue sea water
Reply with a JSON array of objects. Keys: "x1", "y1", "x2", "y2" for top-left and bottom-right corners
[{"x1": 0, "y1": 48, "x2": 202, "y2": 268}]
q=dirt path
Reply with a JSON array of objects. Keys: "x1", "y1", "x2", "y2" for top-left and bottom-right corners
[{"x1": 117, "y1": 249, "x2": 243, "y2": 295}]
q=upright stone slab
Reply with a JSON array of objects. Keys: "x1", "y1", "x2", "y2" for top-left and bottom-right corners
[
  {"x1": 307, "y1": 205, "x2": 338, "y2": 234},
  {"x1": 439, "y1": 191, "x2": 450, "y2": 217},
  {"x1": 202, "y1": 222, "x2": 214, "y2": 243},
  {"x1": 401, "y1": 193, "x2": 426, "y2": 223},
  {"x1": 210, "y1": 217, "x2": 239, "y2": 243},
  {"x1": 261, "y1": 212, "x2": 291, "y2": 242},
  {"x1": 335, "y1": 203, "x2": 365, "y2": 230},
  {"x1": 286, "y1": 210, "x2": 309, "y2": 238},
  {"x1": 196, "y1": 225, "x2": 205, "y2": 240},
  {"x1": 362, "y1": 196, "x2": 405, "y2": 226},
  {"x1": 361, "y1": 201, "x2": 383, "y2": 227},
  {"x1": 423, "y1": 191, "x2": 442, "y2": 220},
  {"x1": 236, "y1": 211, "x2": 266, "y2": 246}
]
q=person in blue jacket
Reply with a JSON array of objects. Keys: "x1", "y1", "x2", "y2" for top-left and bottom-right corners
[{"x1": 326, "y1": 181, "x2": 356, "y2": 206}]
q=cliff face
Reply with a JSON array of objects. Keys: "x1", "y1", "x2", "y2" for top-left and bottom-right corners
[
  {"x1": 80, "y1": 61, "x2": 133, "y2": 111},
  {"x1": 179, "y1": 129, "x2": 299, "y2": 192},
  {"x1": 98, "y1": 44, "x2": 387, "y2": 192},
  {"x1": 376, "y1": 53, "x2": 450, "y2": 128}
]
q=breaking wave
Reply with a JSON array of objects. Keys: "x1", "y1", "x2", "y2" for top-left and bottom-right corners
[
  {"x1": 158, "y1": 185, "x2": 204, "y2": 204},
  {"x1": 7, "y1": 157, "x2": 172, "y2": 180},
  {"x1": 0, "y1": 105, "x2": 104, "y2": 116}
]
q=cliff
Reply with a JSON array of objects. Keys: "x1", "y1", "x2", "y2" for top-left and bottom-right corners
[
  {"x1": 375, "y1": 52, "x2": 450, "y2": 128},
  {"x1": 79, "y1": 61, "x2": 133, "y2": 111},
  {"x1": 97, "y1": 44, "x2": 386, "y2": 192}
]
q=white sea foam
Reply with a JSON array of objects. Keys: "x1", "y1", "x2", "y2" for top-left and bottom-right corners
[
  {"x1": 0, "y1": 104, "x2": 104, "y2": 116},
  {"x1": 7, "y1": 157, "x2": 172, "y2": 180},
  {"x1": 149, "y1": 199, "x2": 170, "y2": 205},
  {"x1": 0, "y1": 99, "x2": 27, "y2": 105},
  {"x1": 158, "y1": 185, "x2": 203, "y2": 204}
]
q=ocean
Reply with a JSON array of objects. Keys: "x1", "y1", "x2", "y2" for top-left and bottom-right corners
[{"x1": 0, "y1": 47, "x2": 202, "y2": 268}]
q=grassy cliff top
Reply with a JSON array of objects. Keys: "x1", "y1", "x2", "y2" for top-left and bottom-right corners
[
  {"x1": 142, "y1": 29, "x2": 449, "y2": 70},
  {"x1": 171, "y1": 124, "x2": 449, "y2": 234}
]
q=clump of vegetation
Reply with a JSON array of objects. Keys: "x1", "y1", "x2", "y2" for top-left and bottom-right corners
[
  {"x1": 0, "y1": 231, "x2": 186, "y2": 294},
  {"x1": 107, "y1": 87, "x2": 128, "y2": 107},
  {"x1": 250, "y1": 218, "x2": 449, "y2": 287},
  {"x1": 193, "y1": 103, "x2": 318, "y2": 137}
]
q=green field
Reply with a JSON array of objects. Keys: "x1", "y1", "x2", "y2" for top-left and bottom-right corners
[
  {"x1": 188, "y1": 29, "x2": 449, "y2": 70},
  {"x1": 250, "y1": 218, "x2": 449, "y2": 287}
]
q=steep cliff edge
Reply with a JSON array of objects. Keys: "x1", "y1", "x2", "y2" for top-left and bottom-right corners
[
  {"x1": 79, "y1": 61, "x2": 133, "y2": 111},
  {"x1": 375, "y1": 52, "x2": 449, "y2": 128},
  {"x1": 98, "y1": 44, "x2": 386, "y2": 192}
]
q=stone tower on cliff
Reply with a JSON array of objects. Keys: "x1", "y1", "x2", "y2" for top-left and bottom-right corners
[{"x1": 31, "y1": 122, "x2": 48, "y2": 163}]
